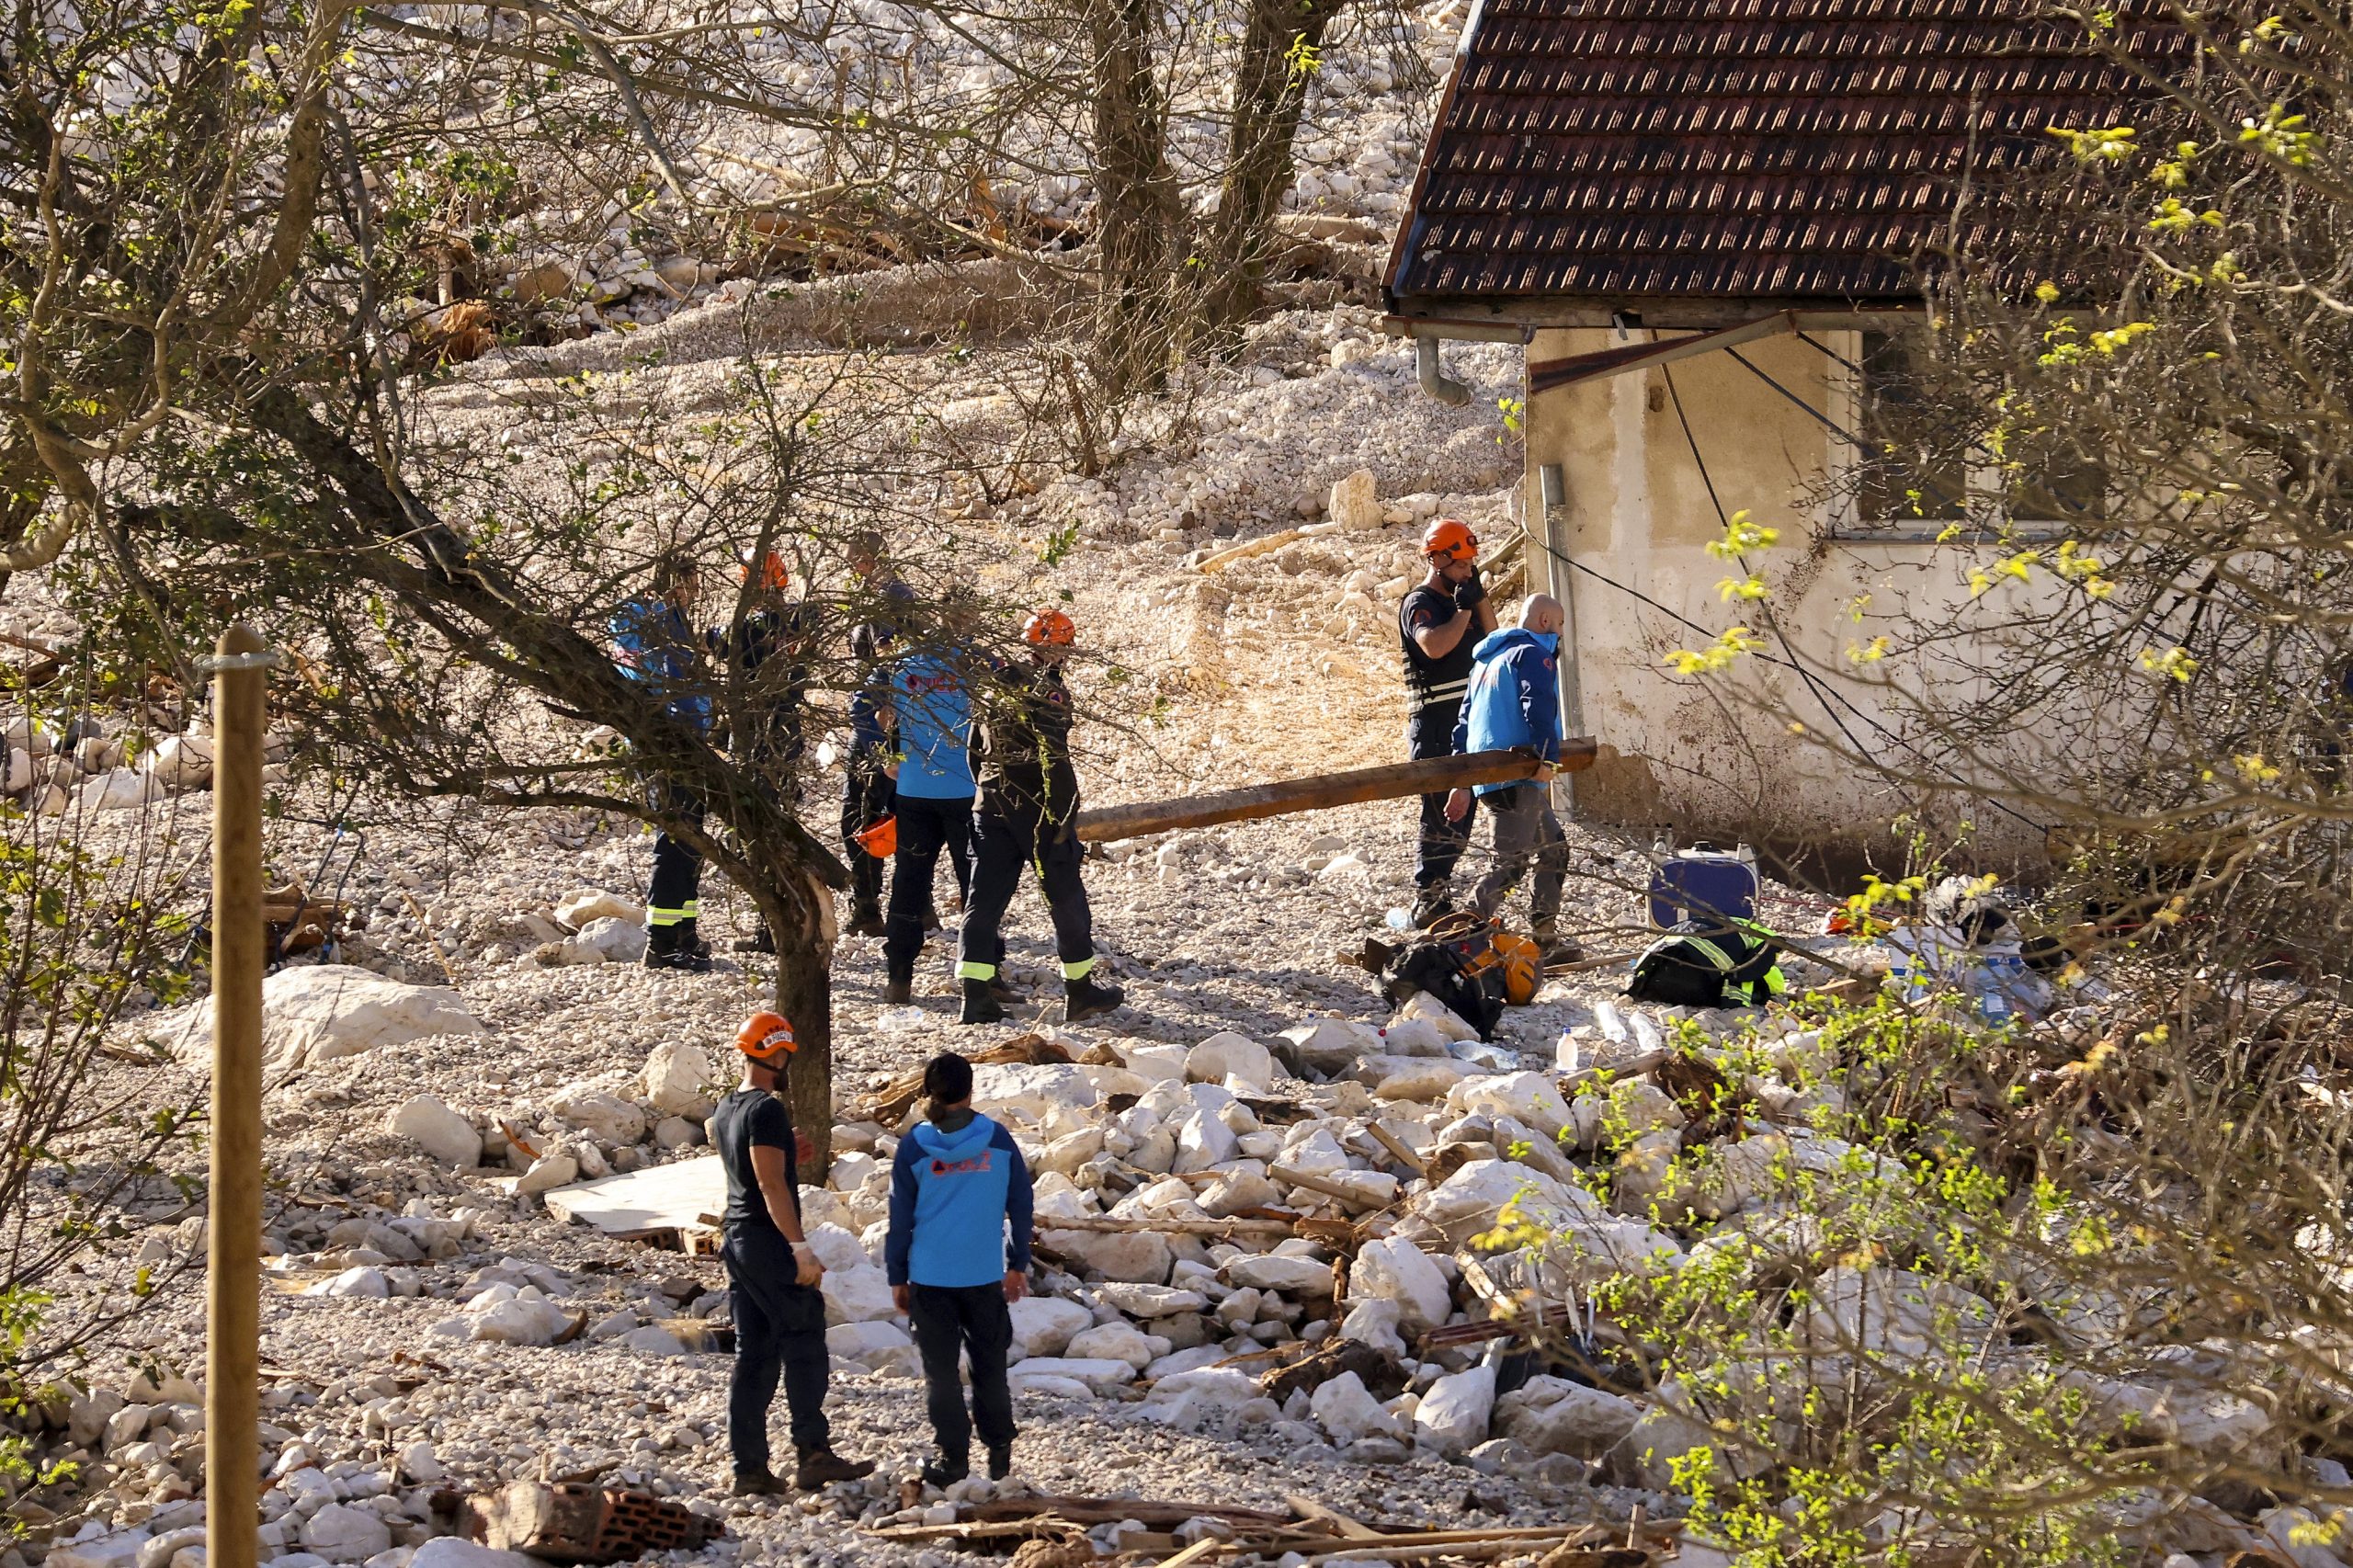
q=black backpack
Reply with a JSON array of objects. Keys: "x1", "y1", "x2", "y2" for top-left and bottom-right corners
[{"x1": 1628, "y1": 920, "x2": 1781, "y2": 1008}]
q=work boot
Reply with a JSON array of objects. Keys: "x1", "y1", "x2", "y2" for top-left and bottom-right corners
[
  {"x1": 986, "y1": 1444, "x2": 1012, "y2": 1482},
  {"x1": 1532, "y1": 924, "x2": 1583, "y2": 966},
  {"x1": 923, "y1": 904, "x2": 942, "y2": 933},
  {"x1": 793, "y1": 1449, "x2": 876, "y2": 1490},
  {"x1": 730, "y1": 1469, "x2": 790, "y2": 1497},
  {"x1": 988, "y1": 976, "x2": 1020, "y2": 1005},
  {"x1": 847, "y1": 900, "x2": 884, "y2": 937},
  {"x1": 643, "y1": 925, "x2": 713, "y2": 973},
  {"x1": 920, "y1": 1452, "x2": 969, "y2": 1489},
  {"x1": 732, "y1": 924, "x2": 776, "y2": 954},
  {"x1": 882, "y1": 978, "x2": 913, "y2": 1006},
  {"x1": 1064, "y1": 975, "x2": 1125, "y2": 1022},
  {"x1": 960, "y1": 978, "x2": 1006, "y2": 1026},
  {"x1": 1410, "y1": 889, "x2": 1456, "y2": 929}
]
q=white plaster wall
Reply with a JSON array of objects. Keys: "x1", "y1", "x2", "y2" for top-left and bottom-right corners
[{"x1": 1525, "y1": 327, "x2": 2058, "y2": 865}]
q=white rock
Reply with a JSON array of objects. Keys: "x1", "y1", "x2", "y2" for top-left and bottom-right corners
[
  {"x1": 508, "y1": 1153, "x2": 577, "y2": 1197},
  {"x1": 1006, "y1": 1372, "x2": 1098, "y2": 1401},
  {"x1": 1067, "y1": 1322, "x2": 1165, "y2": 1371},
  {"x1": 468, "y1": 1296, "x2": 572, "y2": 1346},
  {"x1": 1327, "y1": 469, "x2": 1383, "y2": 531},
  {"x1": 1009, "y1": 1296, "x2": 1096, "y2": 1358},
  {"x1": 1007, "y1": 1357, "x2": 1137, "y2": 1392},
  {"x1": 1378, "y1": 1018, "x2": 1449, "y2": 1057},
  {"x1": 1172, "y1": 1108, "x2": 1240, "y2": 1174},
  {"x1": 972, "y1": 1063, "x2": 1098, "y2": 1120},
  {"x1": 387, "y1": 1095, "x2": 480, "y2": 1167},
  {"x1": 137, "y1": 1528, "x2": 206, "y2": 1568},
  {"x1": 565, "y1": 916, "x2": 647, "y2": 965},
  {"x1": 1311, "y1": 1370, "x2": 1403, "y2": 1445},
  {"x1": 1040, "y1": 1226, "x2": 1172, "y2": 1284},
  {"x1": 1802, "y1": 1265, "x2": 1996, "y2": 1362},
  {"x1": 309, "y1": 1267, "x2": 389, "y2": 1300},
  {"x1": 1188, "y1": 1031, "x2": 1273, "y2": 1089},
  {"x1": 79, "y1": 767, "x2": 163, "y2": 812},
  {"x1": 653, "y1": 1116, "x2": 702, "y2": 1151},
  {"x1": 406, "y1": 1543, "x2": 542, "y2": 1568},
  {"x1": 1415, "y1": 1364, "x2": 1496, "y2": 1455},
  {"x1": 2, "y1": 745, "x2": 28, "y2": 795},
  {"x1": 1097, "y1": 1283, "x2": 1210, "y2": 1318},
  {"x1": 1222, "y1": 1254, "x2": 1334, "y2": 1296},
  {"x1": 1120, "y1": 1043, "x2": 1190, "y2": 1085},
  {"x1": 1494, "y1": 1376, "x2": 1642, "y2": 1458},
  {"x1": 300, "y1": 1504, "x2": 392, "y2": 1563},
  {"x1": 552, "y1": 1090, "x2": 646, "y2": 1145},
  {"x1": 202, "y1": 966, "x2": 483, "y2": 1071},
  {"x1": 1449, "y1": 1072, "x2": 1573, "y2": 1141},
  {"x1": 1398, "y1": 990, "x2": 1480, "y2": 1042},
  {"x1": 1338, "y1": 1299, "x2": 1409, "y2": 1358},
  {"x1": 397, "y1": 1441, "x2": 445, "y2": 1483},
  {"x1": 620, "y1": 1325, "x2": 688, "y2": 1357},
  {"x1": 1369, "y1": 1058, "x2": 1467, "y2": 1101},
  {"x1": 827, "y1": 1320, "x2": 913, "y2": 1358},
  {"x1": 1349, "y1": 1237, "x2": 1451, "y2": 1335},
  {"x1": 555, "y1": 889, "x2": 642, "y2": 928},
  {"x1": 821, "y1": 1265, "x2": 898, "y2": 1324},
  {"x1": 143, "y1": 735, "x2": 213, "y2": 791},
  {"x1": 49, "y1": 1528, "x2": 152, "y2": 1568},
  {"x1": 639, "y1": 1040, "x2": 723, "y2": 1119}
]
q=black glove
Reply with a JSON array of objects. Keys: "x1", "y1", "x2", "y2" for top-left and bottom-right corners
[{"x1": 1453, "y1": 573, "x2": 1487, "y2": 613}]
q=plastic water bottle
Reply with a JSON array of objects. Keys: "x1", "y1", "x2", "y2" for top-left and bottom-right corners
[
  {"x1": 1555, "y1": 1029, "x2": 1582, "y2": 1074},
  {"x1": 1593, "y1": 1000, "x2": 1631, "y2": 1046},
  {"x1": 1631, "y1": 1012, "x2": 1665, "y2": 1054},
  {"x1": 1383, "y1": 907, "x2": 1413, "y2": 932},
  {"x1": 874, "y1": 1006, "x2": 926, "y2": 1033}
]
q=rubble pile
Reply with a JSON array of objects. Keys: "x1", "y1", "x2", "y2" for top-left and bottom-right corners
[{"x1": 0, "y1": 708, "x2": 291, "y2": 818}]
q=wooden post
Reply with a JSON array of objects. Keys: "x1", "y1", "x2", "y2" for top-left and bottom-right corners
[
  {"x1": 208, "y1": 625, "x2": 269, "y2": 1568},
  {"x1": 1072, "y1": 743, "x2": 1596, "y2": 844}
]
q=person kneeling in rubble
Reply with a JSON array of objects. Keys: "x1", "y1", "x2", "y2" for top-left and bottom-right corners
[
  {"x1": 713, "y1": 1011, "x2": 877, "y2": 1494},
  {"x1": 886, "y1": 1052, "x2": 1035, "y2": 1487}
]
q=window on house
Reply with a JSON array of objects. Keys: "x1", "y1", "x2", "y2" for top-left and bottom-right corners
[{"x1": 1847, "y1": 331, "x2": 2107, "y2": 531}]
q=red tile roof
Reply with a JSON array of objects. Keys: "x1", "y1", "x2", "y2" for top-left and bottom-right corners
[{"x1": 1386, "y1": 0, "x2": 2184, "y2": 310}]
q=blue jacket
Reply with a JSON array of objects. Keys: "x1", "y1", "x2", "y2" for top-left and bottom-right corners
[
  {"x1": 885, "y1": 1113, "x2": 1033, "y2": 1288},
  {"x1": 1452, "y1": 627, "x2": 1562, "y2": 795},
  {"x1": 611, "y1": 597, "x2": 711, "y2": 731},
  {"x1": 889, "y1": 651, "x2": 975, "y2": 800}
]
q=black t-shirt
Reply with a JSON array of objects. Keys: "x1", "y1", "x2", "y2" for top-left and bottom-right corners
[
  {"x1": 710, "y1": 1088, "x2": 800, "y2": 1235},
  {"x1": 1399, "y1": 584, "x2": 1474, "y2": 705}
]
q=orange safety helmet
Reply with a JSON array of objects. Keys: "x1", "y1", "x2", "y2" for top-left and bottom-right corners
[
  {"x1": 739, "y1": 551, "x2": 790, "y2": 593},
  {"x1": 736, "y1": 1010, "x2": 798, "y2": 1062},
  {"x1": 853, "y1": 814, "x2": 898, "y2": 858},
  {"x1": 1023, "y1": 608, "x2": 1076, "y2": 646},
  {"x1": 1422, "y1": 517, "x2": 1478, "y2": 563}
]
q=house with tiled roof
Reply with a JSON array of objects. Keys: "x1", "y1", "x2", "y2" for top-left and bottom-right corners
[{"x1": 1385, "y1": 0, "x2": 2180, "y2": 867}]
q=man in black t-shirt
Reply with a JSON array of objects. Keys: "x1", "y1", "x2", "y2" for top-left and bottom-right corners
[
  {"x1": 1399, "y1": 517, "x2": 1498, "y2": 926},
  {"x1": 710, "y1": 1011, "x2": 876, "y2": 1495}
]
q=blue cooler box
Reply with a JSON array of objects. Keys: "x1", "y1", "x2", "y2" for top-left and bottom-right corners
[{"x1": 1648, "y1": 843, "x2": 1759, "y2": 931}]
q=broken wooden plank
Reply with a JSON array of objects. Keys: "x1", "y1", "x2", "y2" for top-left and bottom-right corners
[
  {"x1": 1035, "y1": 1214, "x2": 1299, "y2": 1239},
  {"x1": 1283, "y1": 1495, "x2": 1381, "y2": 1540},
  {"x1": 963, "y1": 1495, "x2": 1298, "y2": 1529},
  {"x1": 1365, "y1": 1122, "x2": 1427, "y2": 1176},
  {"x1": 1074, "y1": 745, "x2": 1594, "y2": 844}
]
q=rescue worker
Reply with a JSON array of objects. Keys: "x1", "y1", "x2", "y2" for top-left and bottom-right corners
[
  {"x1": 711, "y1": 1011, "x2": 876, "y2": 1494},
  {"x1": 1444, "y1": 595, "x2": 1574, "y2": 958},
  {"x1": 720, "y1": 551, "x2": 819, "y2": 954},
  {"x1": 1399, "y1": 519, "x2": 1498, "y2": 927},
  {"x1": 886, "y1": 1051, "x2": 1033, "y2": 1487},
  {"x1": 841, "y1": 533, "x2": 914, "y2": 937},
  {"x1": 611, "y1": 555, "x2": 714, "y2": 971},
  {"x1": 954, "y1": 609, "x2": 1124, "y2": 1026},
  {"x1": 881, "y1": 632, "x2": 976, "y2": 1005}
]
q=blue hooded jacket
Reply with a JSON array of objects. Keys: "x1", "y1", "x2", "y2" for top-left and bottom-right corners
[
  {"x1": 884, "y1": 1113, "x2": 1034, "y2": 1288},
  {"x1": 611, "y1": 597, "x2": 711, "y2": 732},
  {"x1": 1451, "y1": 627, "x2": 1562, "y2": 796},
  {"x1": 889, "y1": 651, "x2": 976, "y2": 800}
]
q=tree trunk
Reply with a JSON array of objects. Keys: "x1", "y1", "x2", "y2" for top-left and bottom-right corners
[
  {"x1": 1086, "y1": 0, "x2": 1183, "y2": 395},
  {"x1": 1199, "y1": 0, "x2": 1348, "y2": 335},
  {"x1": 766, "y1": 874, "x2": 837, "y2": 1181}
]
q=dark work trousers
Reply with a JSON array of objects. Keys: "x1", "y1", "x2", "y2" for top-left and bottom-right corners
[
  {"x1": 646, "y1": 783, "x2": 705, "y2": 928},
  {"x1": 1470, "y1": 784, "x2": 1567, "y2": 930},
  {"x1": 883, "y1": 794, "x2": 975, "y2": 983},
  {"x1": 840, "y1": 754, "x2": 893, "y2": 913},
  {"x1": 958, "y1": 812, "x2": 1095, "y2": 978},
  {"x1": 1409, "y1": 699, "x2": 1472, "y2": 891},
  {"x1": 908, "y1": 1282, "x2": 1017, "y2": 1459},
  {"x1": 722, "y1": 1227, "x2": 831, "y2": 1473}
]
